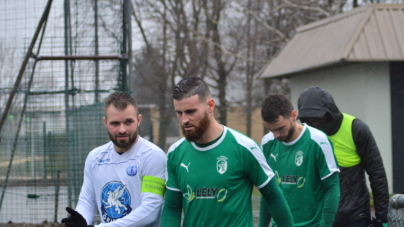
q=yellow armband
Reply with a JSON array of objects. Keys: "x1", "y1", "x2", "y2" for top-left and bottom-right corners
[{"x1": 141, "y1": 176, "x2": 166, "y2": 197}]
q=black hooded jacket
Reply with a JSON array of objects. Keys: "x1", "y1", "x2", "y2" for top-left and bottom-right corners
[{"x1": 297, "y1": 86, "x2": 389, "y2": 226}]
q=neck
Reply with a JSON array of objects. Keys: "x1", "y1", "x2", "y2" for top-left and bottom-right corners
[
  {"x1": 289, "y1": 123, "x2": 304, "y2": 142},
  {"x1": 196, "y1": 120, "x2": 223, "y2": 144}
]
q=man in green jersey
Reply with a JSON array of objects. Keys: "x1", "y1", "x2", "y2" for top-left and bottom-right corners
[
  {"x1": 161, "y1": 77, "x2": 294, "y2": 227},
  {"x1": 259, "y1": 94, "x2": 340, "y2": 227}
]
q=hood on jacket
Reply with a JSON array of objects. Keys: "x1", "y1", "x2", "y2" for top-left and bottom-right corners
[{"x1": 297, "y1": 86, "x2": 342, "y2": 135}]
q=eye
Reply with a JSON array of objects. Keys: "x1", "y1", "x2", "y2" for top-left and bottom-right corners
[
  {"x1": 125, "y1": 119, "x2": 134, "y2": 124},
  {"x1": 185, "y1": 109, "x2": 196, "y2": 115}
]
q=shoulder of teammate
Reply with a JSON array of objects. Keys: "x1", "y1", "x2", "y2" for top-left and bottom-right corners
[
  {"x1": 166, "y1": 137, "x2": 187, "y2": 157},
  {"x1": 137, "y1": 136, "x2": 166, "y2": 158},
  {"x1": 136, "y1": 137, "x2": 167, "y2": 177},
  {"x1": 226, "y1": 127, "x2": 261, "y2": 151},
  {"x1": 261, "y1": 132, "x2": 275, "y2": 150},
  {"x1": 306, "y1": 125, "x2": 339, "y2": 175},
  {"x1": 306, "y1": 125, "x2": 333, "y2": 152},
  {"x1": 226, "y1": 127, "x2": 271, "y2": 170}
]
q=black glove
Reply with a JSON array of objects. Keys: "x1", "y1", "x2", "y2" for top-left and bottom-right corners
[
  {"x1": 61, "y1": 207, "x2": 88, "y2": 227},
  {"x1": 369, "y1": 218, "x2": 385, "y2": 227}
]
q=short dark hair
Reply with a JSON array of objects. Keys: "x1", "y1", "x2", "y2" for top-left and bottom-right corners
[
  {"x1": 172, "y1": 76, "x2": 211, "y2": 101},
  {"x1": 261, "y1": 94, "x2": 294, "y2": 123},
  {"x1": 104, "y1": 92, "x2": 138, "y2": 116}
]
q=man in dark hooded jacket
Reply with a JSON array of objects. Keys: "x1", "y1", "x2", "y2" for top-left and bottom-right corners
[{"x1": 297, "y1": 86, "x2": 389, "y2": 227}]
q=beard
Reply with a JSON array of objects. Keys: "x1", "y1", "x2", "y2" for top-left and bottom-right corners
[
  {"x1": 277, "y1": 121, "x2": 295, "y2": 142},
  {"x1": 182, "y1": 112, "x2": 211, "y2": 142},
  {"x1": 108, "y1": 130, "x2": 138, "y2": 151}
]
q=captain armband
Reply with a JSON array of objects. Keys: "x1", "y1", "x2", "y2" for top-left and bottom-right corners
[{"x1": 141, "y1": 176, "x2": 166, "y2": 197}]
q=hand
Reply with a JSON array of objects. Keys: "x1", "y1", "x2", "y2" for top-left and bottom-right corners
[
  {"x1": 369, "y1": 219, "x2": 387, "y2": 227},
  {"x1": 61, "y1": 207, "x2": 88, "y2": 227}
]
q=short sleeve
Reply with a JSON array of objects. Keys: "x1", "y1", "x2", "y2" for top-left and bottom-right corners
[{"x1": 243, "y1": 145, "x2": 274, "y2": 189}]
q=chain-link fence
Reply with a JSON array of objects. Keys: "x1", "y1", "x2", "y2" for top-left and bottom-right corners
[
  {"x1": 0, "y1": 0, "x2": 141, "y2": 224},
  {"x1": 388, "y1": 194, "x2": 404, "y2": 227}
]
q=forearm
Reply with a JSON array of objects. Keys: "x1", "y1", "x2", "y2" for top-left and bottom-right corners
[
  {"x1": 259, "y1": 195, "x2": 272, "y2": 227},
  {"x1": 259, "y1": 178, "x2": 294, "y2": 227},
  {"x1": 319, "y1": 173, "x2": 340, "y2": 227},
  {"x1": 161, "y1": 189, "x2": 183, "y2": 227},
  {"x1": 76, "y1": 159, "x2": 97, "y2": 225},
  {"x1": 353, "y1": 120, "x2": 388, "y2": 221}
]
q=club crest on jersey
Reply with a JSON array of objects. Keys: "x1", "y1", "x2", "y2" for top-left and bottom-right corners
[
  {"x1": 295, "y1": 151, "x2": 304, "y2": 166},
  {"x1": 126, "y1": 165, "x2": 137, "y2": 176},
  {"x1": 216, "y1": 156, "x2": 228, "y2": 174},
  {"x1": 101, "y1": 182, "x2": 132, "y2": 223}
]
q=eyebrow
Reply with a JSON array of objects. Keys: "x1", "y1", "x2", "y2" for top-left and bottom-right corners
[
  {"x1": 176, "y1": 109, "x2": 197, "y2": 114},
  {"x1": 272, "y1": 125, "x2": 284, "y2": 131}
]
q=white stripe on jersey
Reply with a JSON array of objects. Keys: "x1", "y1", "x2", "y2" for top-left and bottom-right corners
[
  {"x1": 167, "y1": 137, "x2": 186, "y2": 155},
  {"x1": 261, "y1": 132, "x2": 275, "y2": 148},
  {"x1": 227, "y1": 128, "x2": 274, "y2": 189},
  {"x1": 307, "y1": 126, "x2": 340, "y2": 179},
  {"x1": 165, "y1": 137, "x2": 186, "y2": 187}
]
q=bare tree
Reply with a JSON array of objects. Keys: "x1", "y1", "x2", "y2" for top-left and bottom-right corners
[{"x1": 129, "y1": 0, "x2": 384, "y2": 142}]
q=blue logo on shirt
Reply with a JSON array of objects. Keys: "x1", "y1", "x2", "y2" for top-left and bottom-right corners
[
  {"x1": 126, "y1": 165, "x2": 137, "y2": 176},
  {"x1": 101, "y1": 182, "x2": 132, "y2": 222}
]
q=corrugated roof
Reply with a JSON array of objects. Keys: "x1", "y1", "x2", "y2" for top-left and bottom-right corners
[{"x1": 260, "y1": 4, "x2": 404, "y2": 78}]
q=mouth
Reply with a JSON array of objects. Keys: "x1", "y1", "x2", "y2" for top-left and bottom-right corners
[
  {"x1": 117, "y1": 135, "x2": 128, "y2": 140},
  {"x1": 182, "y1": 124, "x2": 195, "y2": 131}
]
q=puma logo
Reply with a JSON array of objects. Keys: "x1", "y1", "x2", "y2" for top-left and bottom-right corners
[
  {"x1": 270, "y1": 153, "x2": 278, "y2": 162},
  {"x1": 180, "y1": 163, "x2": 191, "y2": 172}
]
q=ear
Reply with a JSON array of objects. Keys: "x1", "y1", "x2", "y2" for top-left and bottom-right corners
[
  {"x1": 103, "y1": 117, "x2": 107, "y2": 128},
  {"x1": 206, "y1": 98, "x2": 215, "y2": 112},
  {"x1": 290, "y1": 110, "x2": 298, "y2": 121},
  {"x1": 137, "y1": 114, "x2": 142, "y2": 127}
]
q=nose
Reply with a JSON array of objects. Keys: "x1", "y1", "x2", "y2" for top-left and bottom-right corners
[
  {"x1": 118, "y1": 124, "x2": 126, "y2": 133},
  {"x1": 179, "y1": 114, "x2": 190, "y2": 125}
]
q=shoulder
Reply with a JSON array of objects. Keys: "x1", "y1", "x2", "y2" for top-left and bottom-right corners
[
  {"x1": 352, "y1": 118, "x2": 372, "y2": 135},
  {"x1": 306, "y1": 125, "x2": 329, "y2": 142},
  {"x1": 88, "y1": 141, "x2": 113, "y2": 157},
  {"x1": 84, "y1": 142, "x2": 114, "y2": 166},
  {"x1": 226, "y1": 127, "x2": 260, "y2": 151},
  {"x1": 261, "y1": 132, "x2": 275, "y2": 146},
  {"x1": 351, "y1": 118, "x2": 377, "y2": 148},
  {"x1": 167, "y1": 137, "x2": 187, "y2": 156},
  {"x1": 137, "y1": 137, "x2": 166, "y2": 159},
  {"x1": 305, "y1": 125, "x2": 333, "y2": 151}
]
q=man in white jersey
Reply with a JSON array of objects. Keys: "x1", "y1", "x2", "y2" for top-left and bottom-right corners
[
  {"x1": 161, "y1": 76, "x2": 294, "y2": 227},
  {"x1": 61, "y1": 92, "x2": 166, "y2": 227},
  {"x1": 259, "y1": 94, "x2": 340, "y2": 227}
]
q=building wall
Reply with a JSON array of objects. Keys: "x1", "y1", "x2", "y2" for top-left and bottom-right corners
[{"x1": 289, "y1": 62, "x2": 393, "y2": 193}]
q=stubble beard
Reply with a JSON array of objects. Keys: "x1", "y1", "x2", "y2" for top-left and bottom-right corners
[
  {"x1": 108, "y1": 131, "x2": 138, "y2": 150},
  {"x1": 277, "y1": 121, "x2": 295, "y2": 142},
  {"x1": 182, "y1": 112, "x2": 210, "y2": 142}
]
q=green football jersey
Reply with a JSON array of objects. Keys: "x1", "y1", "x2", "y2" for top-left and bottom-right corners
[
  {"x1": 261, "y1": 124, "x2": 339, "y2": 227},
  {"x1": 166, "y1": 126, "x2": 274, "y2": 227}
]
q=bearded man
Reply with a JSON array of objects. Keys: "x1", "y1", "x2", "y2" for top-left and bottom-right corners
[
  {"x1": 61, "y1": 92, "x2": 166, "y2": 227},
  {"x1": 161, "y1": 76, "x2": 294, "y2": 227},
  {"x1": 259, "y1": 94, "x2": 340, "y2": 227}
]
